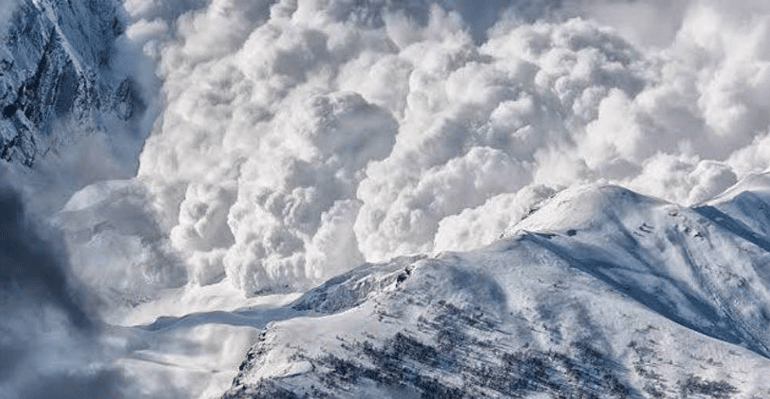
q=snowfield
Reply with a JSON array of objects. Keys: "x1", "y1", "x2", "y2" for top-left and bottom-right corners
[
  {"x1": 217, "y1": 178, "x2": 770, "y2": 398},
  {"x1": 125, "y1": 176, "x2": 770, "y2": 398}
]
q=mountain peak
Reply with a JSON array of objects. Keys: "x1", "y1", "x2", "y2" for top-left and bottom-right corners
[
  {"x1": 222, "y1": 182, "x2": 770, "y2": 398},
  {"x1": 511, "y1": 183, "x2": 668, "y2": 236}
]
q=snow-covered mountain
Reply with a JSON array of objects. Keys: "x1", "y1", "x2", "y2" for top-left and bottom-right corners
[
  {"x1": 0, "y1": 0, "x2": 143, "y2": 167},
  {"x1": 6, "y1": 0, "x2": 770, "y2": 398},
  {"x1": 220, "y1": 178, "x2": 770, "y2": 398}
]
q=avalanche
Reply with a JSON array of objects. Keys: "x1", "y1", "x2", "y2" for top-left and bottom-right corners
[{"x1": 5, "y1": 0, "x2": 770, "y2": 398}]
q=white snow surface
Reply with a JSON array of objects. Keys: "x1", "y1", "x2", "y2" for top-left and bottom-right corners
[
  {"x1": 7, "y1": 0, "x2": 770, "y2": 398},
  {"x1": 58, "y1": 176, "x2": 770, "y2": 398},
  {"x1": 221, "y1": 178, "x2": 770, "y2": 398}
]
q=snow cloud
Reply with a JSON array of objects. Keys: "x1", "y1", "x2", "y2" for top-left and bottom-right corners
[
  {"x1": 5, "y1": 1, "x2": 770, "y2": 398},
  {"x1": 0, "y1": 181, "x2": 138, "y2": 399},
  {"x1": 59, "y1": 0, "x2": 770, "y2": 297}
]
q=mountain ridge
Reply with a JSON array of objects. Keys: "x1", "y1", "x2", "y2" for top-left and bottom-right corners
[
  {"x1": 220, "y1": 179, "x2": 770, "y2": 398},
  {"x1": 0, "y1": 0, "x2": 141, "y2": 167}
]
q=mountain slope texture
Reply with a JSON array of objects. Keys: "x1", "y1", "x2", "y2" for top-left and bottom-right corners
[
  {"x1": 0, "y1": 0, "x2": 141, "y2": 166},
  {"x1": 222, "y1": 180, "x2": 770, "y2": 398}
]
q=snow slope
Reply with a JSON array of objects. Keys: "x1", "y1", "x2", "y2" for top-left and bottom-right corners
[
  {"x1": 0, "y1": 0, "x2": 148, "y2": 184},
  {"x1": 218, "y1": 178, "x2": 770, "y2": 398}
]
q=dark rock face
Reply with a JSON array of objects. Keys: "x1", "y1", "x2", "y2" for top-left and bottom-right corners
[
  {"x1": 0, "y1": 0, "x2": 141, "y2": 166},
  {"x1": 223, "y1": 302, "x2": 641, "y2": 399}
]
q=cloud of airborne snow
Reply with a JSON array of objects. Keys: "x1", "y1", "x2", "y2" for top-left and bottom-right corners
[
  {"x1": 56, "y1": 0, "x2": 770, "y2": 299},
  {"x1": 0, "y1": 176, "x2": 141, "y2": 399}
]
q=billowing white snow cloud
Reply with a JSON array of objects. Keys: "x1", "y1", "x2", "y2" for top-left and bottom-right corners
[
  {"x1": 59, "y1": 0, "x2": 770, "y2": 299},
  {"x1": 4, "y1": 1, "x2": 770, "y2": 398}
]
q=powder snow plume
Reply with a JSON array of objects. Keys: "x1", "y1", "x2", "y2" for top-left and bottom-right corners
[
  {"x1": 4, "y1": 0, "x2": 770, "y2": 398},
  {"x1": 56, "y1": 0, "x2": 770, "y2": 303}
]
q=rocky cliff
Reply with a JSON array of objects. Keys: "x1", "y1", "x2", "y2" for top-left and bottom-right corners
[{"x1": 0, "y1": 0, "x2": 141, "y2": 167}]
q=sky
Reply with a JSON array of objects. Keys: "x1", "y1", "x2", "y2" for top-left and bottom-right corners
[{"x1": 6, "y1": 0, "x2": 770, "y2": 397}]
